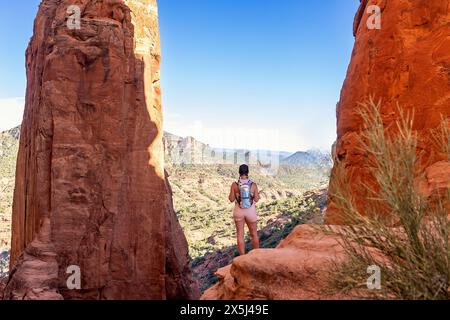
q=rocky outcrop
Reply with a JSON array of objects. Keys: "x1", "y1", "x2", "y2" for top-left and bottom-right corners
[
  {"x1": 201, "y1": 224, "x2": 349, "y2": 300},
  {"x1": 327, "y1": 0, "x2": 450, "y2": 223},
  {"x1": 4, "y1": 0, "x2": 198, "y2": 300},
  {"x1": 163, "y1": 132, "x2": 212, "y2": 165}
]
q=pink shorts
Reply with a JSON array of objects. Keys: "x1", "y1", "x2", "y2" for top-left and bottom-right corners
[{"x1": 233, "y1": 203, "x2": 258, "y2": 223}]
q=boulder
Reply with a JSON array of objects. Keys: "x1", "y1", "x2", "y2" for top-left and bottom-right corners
[{"x1": 201, "y1": 225, "x2": 350, "y2": 300}]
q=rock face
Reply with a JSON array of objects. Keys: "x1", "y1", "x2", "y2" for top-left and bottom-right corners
[
  {"x1": 4, "y1": 0, "x2": 198, "y2": 300},
  {"x1": 203, "y1": 1, "x2": 450, "y2": 301},
  {"x1": 327, "y1": 0, "x2": 450, "y2": 223},
  {"x1": 201, "y1": 225, "x2": 349, "y2": 300}
]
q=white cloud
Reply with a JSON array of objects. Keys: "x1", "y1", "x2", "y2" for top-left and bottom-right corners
[{"x1": 0, "y1": 97, "x2": 25, "y2": 132}]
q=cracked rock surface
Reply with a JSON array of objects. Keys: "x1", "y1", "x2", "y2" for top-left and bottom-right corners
[
  {"x1": 327, "y1": 0, "x2": 450, "y2": 223},
  {"x1": 4, "y1": 0, "x2": 198, "y2": 300}
]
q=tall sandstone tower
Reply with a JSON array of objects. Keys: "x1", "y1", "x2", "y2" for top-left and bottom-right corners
[
  {"x1": 4, "y1": 0, "x2": 198, "y2": 300},
  {"x1": 327, "y1": 0, "x2": 450, "y2": 223}
]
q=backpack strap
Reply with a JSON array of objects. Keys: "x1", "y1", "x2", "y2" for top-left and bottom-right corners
[
  {"x1": 235, "y1": 179, "x2": 241, "y2": 204},
  {"x1": 248, "y1": 180, "x2": 254, "y2": 204}
]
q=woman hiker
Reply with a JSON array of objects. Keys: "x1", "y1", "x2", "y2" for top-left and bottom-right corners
[{"x1": 228, "y1": 164, "x2": 260, "y2": 255}]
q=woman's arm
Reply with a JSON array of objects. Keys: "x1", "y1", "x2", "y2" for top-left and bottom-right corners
[
  {"x1": 252, "y1": 183, "x2": 261, "y2": 203},
  {"x1": 229, "y1": 182, "x2": 238, "y2": 203}
]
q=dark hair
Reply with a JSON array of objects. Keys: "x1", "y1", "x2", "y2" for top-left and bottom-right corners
[{"x1": 239, "y1": 164, "x2": 249, "y2": 177}]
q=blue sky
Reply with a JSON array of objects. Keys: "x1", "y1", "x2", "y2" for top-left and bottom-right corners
[{"x1": 0, "y1": 0, "x2": 359, "y2": 152}]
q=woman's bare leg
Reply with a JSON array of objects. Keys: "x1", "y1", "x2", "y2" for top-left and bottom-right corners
[
  {"x1": 246, "y1": 221, "x2": 260, "y2": 250},
  {"x1": 235, "y1": 220, "x2": 246, "y2": 255}
]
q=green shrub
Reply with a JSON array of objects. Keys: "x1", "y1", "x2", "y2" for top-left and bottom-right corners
[{"x1": 329, "y1": 99, "x2": 450, "y2": 300}]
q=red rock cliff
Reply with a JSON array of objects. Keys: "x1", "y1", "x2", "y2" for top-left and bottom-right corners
[
  {"x1": 327, "y1": 0, "x2": 450, "y2": 223},
  {"x1": 4, "y1": 0, "x2": 198, "y2": 300},
  {"x1": 202, "y1": 0, "x2": 450, "y2": 300}
]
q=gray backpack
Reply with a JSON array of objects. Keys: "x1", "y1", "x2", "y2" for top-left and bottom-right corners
[{"x1": 237, "y1": 180, "x2": 253, "y2": 209}]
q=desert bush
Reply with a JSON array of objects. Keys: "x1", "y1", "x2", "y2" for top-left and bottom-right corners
[{"x1": 329, "y1": 99, "x2": 450, "y2": 300}]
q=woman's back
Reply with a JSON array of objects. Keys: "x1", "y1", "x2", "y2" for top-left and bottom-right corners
[{"x1": 228, "y1": 164, "x2": 261, "y2": 255}]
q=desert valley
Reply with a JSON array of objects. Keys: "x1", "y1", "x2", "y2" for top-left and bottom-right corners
[{"x1": 0, "y1": 127, "x2": 332, "y2": 292}]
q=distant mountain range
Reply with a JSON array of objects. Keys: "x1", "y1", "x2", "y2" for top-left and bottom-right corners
[
  {"x1": 0, "y1": 127, "x2": 20, "y2": 159},
  {"x1": 281, "y1": 149, "x2": 332, "y2": 167},
  {"x1": 0, "y1": 126, "x2": 20, "y2": 140},
  {"x1": 0, "y1": 126, "x2": 332, "y2": 168},
  {"x1": 0, "y1": 127, "x2": 20, "y2": 253},
  {"x1": 163, "y1": 131, "x2": 332, "y2": 167}
]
